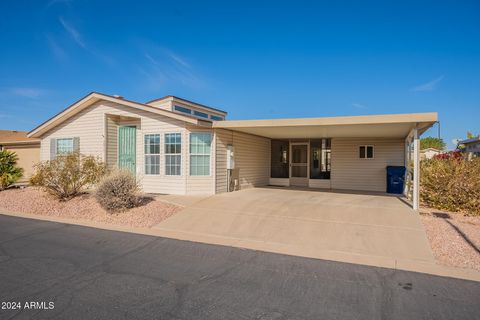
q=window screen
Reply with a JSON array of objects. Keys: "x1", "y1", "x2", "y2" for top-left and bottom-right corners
[
  {"x1": 189, "y1": 133, "x2": 211, "y2": 176},
  {"x1": 165, "y1": 133, "x2": 181, "y2": 176},
  {"x1": 359, "y1": 145, "x2": 374, "y2": 159},
  {"x1": 310, "y1": 139, "x2": 331, "y2": 179},
  {"x1": 270, "y1": 140, "x2": 289, "y2": 178},
  {"x1": 210, "y1": 115, "x2": 224, "y2": 121},
  {"x1": 193, "y1": 110, "x2": 209, "y2": 119},
  {"x1": 174, "y1": 105, "x2": 192, "y2": 114},
  {"x1": 56, "y1": 138, "x2": 74, "y2": 155},
  {"x1": 145, "y1": 134, "x2": 160, "y2": 174}
]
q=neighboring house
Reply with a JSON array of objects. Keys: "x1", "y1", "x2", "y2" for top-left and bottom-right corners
[
  {"x1": 0, "y1": 130, "x2": 40, "y2": 182},
  {"x1": 27, "y1": 92, "x2": 436, "y2": 209},
  {"x1": 458, "y1": 137, "x2": 480, "y2": 159},
  {"x1": 420, "y1": 148, "x2": 441, "y2": 160}
]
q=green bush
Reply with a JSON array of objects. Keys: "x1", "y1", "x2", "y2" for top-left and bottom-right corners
[
  {"x1": 95, "y1": 170, "x2": 139, "y2": 213},
  {"x1": 30, "y1": 152, "x2": 105, "y2": 200},
  {"x1": 421, "y1": 158, "x2": 480, "y2": 215},
  {"x1": 0, "y1": 149, "x2": 23, "y2": 190}
]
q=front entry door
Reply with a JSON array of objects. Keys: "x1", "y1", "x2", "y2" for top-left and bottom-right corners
[
  {"x1": 290, "y1": 143, "x2": 308, "y2": 186},
  {"x1": 118, "y1": 126, "x2": 136, "y2": 175}
]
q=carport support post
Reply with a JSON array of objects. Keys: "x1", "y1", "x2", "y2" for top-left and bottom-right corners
[{"x1": 413, "y1": 127, "x2": 420, "y2": 211}]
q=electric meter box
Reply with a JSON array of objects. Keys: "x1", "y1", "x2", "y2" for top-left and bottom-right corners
[{"x1": 227, "y1": 145, "x2": 235, "y2": 170}]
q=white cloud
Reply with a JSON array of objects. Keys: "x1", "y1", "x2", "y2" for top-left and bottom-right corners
[
  {"x1": 411, "y1": 75, "x2": 444, "y2": 92},
  {"x1": 168, "y1": 52, "x2": 190, "y2": 69},
  {"x1": 141, "y1": 49, "x2": 204, "y2": 90},
  {"x1": 9, "y1": 87, "x2": 48, "y2": 99},
  {"x1": 45, "y1": 33, "x2": 68, "y2": 61},
  {"x1": 59, "y1": 16, "x2": 86, "y2": 48}
]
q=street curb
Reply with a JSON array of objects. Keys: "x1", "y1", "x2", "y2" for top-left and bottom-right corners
[{"x1": 1, "y1": 210, "x2": 479, "y2": 282}]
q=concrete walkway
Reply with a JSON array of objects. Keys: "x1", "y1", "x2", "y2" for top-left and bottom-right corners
[{"x1": 154, "y1": 187, "x2": 435, "y2": 270}]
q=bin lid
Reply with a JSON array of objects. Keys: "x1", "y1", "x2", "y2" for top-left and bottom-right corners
[{"x1": 386, "y1": 166, "x2": 406, "y2": 175}]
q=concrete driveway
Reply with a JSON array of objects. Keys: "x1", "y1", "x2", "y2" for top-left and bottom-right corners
[{"x1": 154, "y1": 187, "x2": 435, "y2": 269}]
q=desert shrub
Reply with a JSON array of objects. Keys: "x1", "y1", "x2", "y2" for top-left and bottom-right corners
[
  {"x1": 0, "y1": 149, "x2": 24, "y2": 190},
  {"x1": 95, "y1": 170, "x2": 139, "y2": 212},
  {"x1": 30, "y1": 152, "x2": 105, "y2": 200},
  {"x1": 421, "y1": 157, "x2": 480, "y2": 215}
]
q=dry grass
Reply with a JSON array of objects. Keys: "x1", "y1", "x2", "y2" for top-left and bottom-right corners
[
  {"x1": 420, "y1": 207, "x2": 480, "y2": 271},
  {"x1": 0, "y1": 187, "x2": 181, "y2": 228}
]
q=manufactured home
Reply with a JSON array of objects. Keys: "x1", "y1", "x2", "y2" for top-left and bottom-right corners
[
  {"x1": 28, "y1": 92, "x2": 436, "y2": 209},
  {"x1": 0, "y1": 130, "x2": 40, "y2": 182}
]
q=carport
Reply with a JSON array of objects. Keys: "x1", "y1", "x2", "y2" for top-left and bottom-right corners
[{"x1": 214, "y1": 113, "x2": 438, "y2": 210}]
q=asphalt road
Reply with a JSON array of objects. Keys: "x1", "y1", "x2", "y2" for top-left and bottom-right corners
[{"x1": 0, "y1": 215, "x2": 479, "y2": 320}]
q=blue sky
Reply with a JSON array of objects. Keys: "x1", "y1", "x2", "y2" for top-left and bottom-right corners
[{"x1": 0, "y1": 0, "x2": 479, "y2": 148}]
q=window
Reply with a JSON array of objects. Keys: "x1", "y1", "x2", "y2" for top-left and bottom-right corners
[
  {"x1": 270, "y1": 140, "x2": 289, "y2": 178},
  {"x1": 165, "y1": 133, "x2": 182, "y2": 176},
  {"x1": 193, "y1": 110, "x2": 209, "y2": 119},
  {"x1": 144, "y1": 134, "x2": 160, "y2": 175},
  {"x1": 189, "y1": 133, "x2": 211, "y2": 176},
  {"x1": 174, "y1": 105, "x2": 192, "y2": 114},
  {"x1": 359, "y1": 145, "x2": 374, "y2": 159},
  {"x1": 56, "y1": 138, "x2": 74, "y2": 155},
  {"x1": 210, "y1": 115, "x2": 224, "y2": 121},
  {"x1": 310, "y1": 139, "x2": 331, "y2": 179}
]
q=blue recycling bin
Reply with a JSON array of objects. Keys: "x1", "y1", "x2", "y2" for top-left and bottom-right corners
[{"x1": 386, "y1": 166, "x2": 406, "y2": 194}]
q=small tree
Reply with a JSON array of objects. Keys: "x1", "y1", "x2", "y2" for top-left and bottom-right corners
[
  {"x1": 420, "y1": 137, "x2": 446, "y2": 151},
  {"x1": 0, "y1": 149, "x2": 23, "y2": 190},
  {"x1": 30, "y1": 152, "x2": 105, "y2": 200}
]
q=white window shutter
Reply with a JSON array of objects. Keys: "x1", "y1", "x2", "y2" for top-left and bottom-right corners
[
  {"x1": 73, "y1": 137, "x2": 80, "y2": 153},
  {"x1": 50, "y1": 138, "x2": 57, "y2": 160}
]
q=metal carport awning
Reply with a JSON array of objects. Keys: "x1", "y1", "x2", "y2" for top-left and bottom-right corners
[{"x1": 212, "y1": 113, "x2": 437, "y2": 139}]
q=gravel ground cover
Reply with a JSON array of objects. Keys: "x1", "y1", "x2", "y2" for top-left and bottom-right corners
[
  {"x1": 0, "y1": 187, "x2": 181, "y2": 228},
  {"x1": 420, "y1": 208, "x2": 480, "y2": 271}
]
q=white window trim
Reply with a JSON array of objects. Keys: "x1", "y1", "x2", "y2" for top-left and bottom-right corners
[
  {"x1": 189, "y1": 132, "x2": 212, "y2": 177},
  {"x1": 144, "y1": 133, "x2": 161, "y2": 176},
  {"x1": 359, "y1": 145, "x2": 375, "y2": 159},
  {"x1": 164, "y1": 132, "x2": 182, "y2": 177},
  {"x1": 56, "y1": 137, "x2": 74, "y2": 155}
]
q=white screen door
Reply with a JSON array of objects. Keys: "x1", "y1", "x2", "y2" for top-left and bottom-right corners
[{"x1": 290, "y1": 143, "x2": 308, "y2": 186}]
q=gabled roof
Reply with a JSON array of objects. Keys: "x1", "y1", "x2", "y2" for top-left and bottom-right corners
[
  {"x1": 28, "y1": 92, "x2": 212, "y2": 138},
  {"x1": 146, "y1": 95, "x2": 227, "y2": 115},
  {"x1": 0, "y1": 130, "x2": 40, "y2": 145}
]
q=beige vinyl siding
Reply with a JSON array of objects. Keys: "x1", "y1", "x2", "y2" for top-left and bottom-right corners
[
  {"x1": 214, "y1": 129, "x2": 270, "y2": 193},
  {"x1": 147, "y1": 100, "x2": 172, "y2": 112},
  {"x1": 215, "y1": 129, "x2": 233, "y2": 193},
  {"x1": 308, "y1": 179, "x2": 331, "y2": 189},
  {"x1": 331, "y1": 138, "x2": 405, "y2": 192},
  {"x1": 40, "y1": 101, "x2": 198, "y2": 195}
]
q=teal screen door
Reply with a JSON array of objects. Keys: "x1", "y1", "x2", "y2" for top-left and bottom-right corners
[{"x1": 118, "y1": 126, "x2": 136, "y2": 175}]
